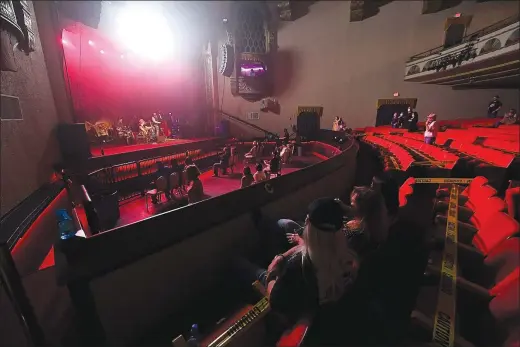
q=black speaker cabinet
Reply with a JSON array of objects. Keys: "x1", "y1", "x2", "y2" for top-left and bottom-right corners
[{"x1": 57, "y1": 123, "x2": 92, "y2": 162}]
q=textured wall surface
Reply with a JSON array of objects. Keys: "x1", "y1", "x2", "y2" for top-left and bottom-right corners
[
  {"x1": 0, "y1": 1, "x2": 61, "y2": 216},
  {"x1": 216, "y1": 0, "x2": 519, "y2": 136}
]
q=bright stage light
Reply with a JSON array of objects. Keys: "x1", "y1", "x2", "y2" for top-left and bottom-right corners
[
  {"x1": 62, "y1": 39, "x2": 68, "y2": 45},
  {"x1": 100, "y1": 50, "x2": 105, "y2": 54},
  {"x1": 88, "y1": 40, "x2": 95, "y2": 46},
  {"x1": 115, "y1": 3, "x2": 174, "y2": 61}
]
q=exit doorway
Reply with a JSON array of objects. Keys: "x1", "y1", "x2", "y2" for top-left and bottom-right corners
[{"x1": 375, "y1": 98, "x2": 417, "y2": 126}]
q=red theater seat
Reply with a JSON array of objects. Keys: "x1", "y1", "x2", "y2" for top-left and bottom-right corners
[
  {"x1": 472, "y1": 213, "x2": 519, "y2": 255},
  {"x1": 277, "y1": 317, "x2": 312, "y2": 347},
  {"x1": 483, "y1": 138, "x2": 520, "y2": 154},
  {"x1": 505, "y1": 187, "x2": 520, "y2": 223}
]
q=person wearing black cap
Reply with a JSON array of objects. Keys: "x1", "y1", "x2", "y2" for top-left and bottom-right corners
[
  {"x1": 488, "y1": 95, "x2": 502, "y2": 118},
  {"x1": 237, "y1": 198, "x2": 358, "y2": 323}
]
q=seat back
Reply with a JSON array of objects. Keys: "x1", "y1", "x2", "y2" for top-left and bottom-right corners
[
  {"x1": 485, "y1": 238, "x2": 520, "y2": 286},
  {"x1": 277, "y1": 317, "x2": 312, "y2": 347},
  {"x1": 169, "y1": 173, "x2": 179, "y2": 189},
  {"x1": 505, "y1": 187, "x2": 520, "y2": 222},
  {"x1": 466, "y1": 184, "x2": 498, "y2": 210},
  {"x1": 462, "y1": 176, "x2": 488, "y2": 197},
  {"x1": 156, "y1": 176, "x2": 168, "y2": 191},
  {"x1": 489, "y1": 268, "x2": 520, "y2": 320},
  {"x1": 473, "y1": 213, "x2": 519, "y2": 255},
  {"x1": 470, "y1": 196, "x2": 507, "y2": 228}
]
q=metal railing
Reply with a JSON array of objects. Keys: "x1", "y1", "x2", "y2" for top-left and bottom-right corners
[
  {"x1": 408, "y1": 14, "x2": 519, "y2": 62},
  {"x1": 219, "y1": 110, "x2": 279, "y2": 139}
]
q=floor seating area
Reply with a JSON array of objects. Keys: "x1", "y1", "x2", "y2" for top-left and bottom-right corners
[{"x1": 359, "y1": 120, "x2": 520, "y2": 347}]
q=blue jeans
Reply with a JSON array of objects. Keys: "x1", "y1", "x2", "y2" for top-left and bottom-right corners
[
  {"x1": 424, "y1": 137, "x2": 436, "y2": 145},
  {"x1": 488, "y1": 112, "x2": 498, "y2": 119}
]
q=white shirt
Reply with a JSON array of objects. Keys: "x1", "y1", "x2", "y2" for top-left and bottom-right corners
[
  {"x1": 254, "y1": 171, "x2": 267, "y2": 183},
  {"x1": 424, "y1": 121, "x2": 439, "y2": 138}
]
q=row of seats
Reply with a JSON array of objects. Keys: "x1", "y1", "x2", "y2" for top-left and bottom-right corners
[
  {"x1": 449, "y1": 141, "x2": 515, "y2": 168},
  {"x1": 386, "y1": 135, "x2": 459, "y2": 169},
  {"x1": 482, "y1": 138, "x2": 520, "y2": 155},
  {"x1": 417, "y1": 177, "x2": 520, "y2": 346},
  {"x1": 364, "y1": 135, "x2": 414, "y2": 170}
]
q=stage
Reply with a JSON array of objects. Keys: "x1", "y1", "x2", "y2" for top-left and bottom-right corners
[
  {"x1": 85, "y1": 137, "x2": 225, "y2": 172},
  {"x1": 90, "y1": 138, "x2": 214, "y2": 157}
]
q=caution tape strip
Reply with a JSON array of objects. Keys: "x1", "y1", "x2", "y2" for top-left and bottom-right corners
[
  {"x1": 414, "y1": 178, "x2": 473, "y2": 184},
  {"x1": 432, "y1": 184, "x2": 459, "y2": 347}
]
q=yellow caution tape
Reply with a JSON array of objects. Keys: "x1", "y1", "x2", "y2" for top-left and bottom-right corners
[
  {"x1": 432, "y1": 184, "x2": 458, "y2": 347},
  {"x1": 414, "y1": 178, "x2": 473, "y2": 184}
]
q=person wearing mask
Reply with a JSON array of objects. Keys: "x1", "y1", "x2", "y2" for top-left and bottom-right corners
[
  {"x1": 235, "y1": 198, "x2": 358, "y2": 324},
  {"x1": 240, "y1": 166, "x2": 254, "y2": 188},
  {"x1": 495, "y1": 108, "x2": 518, "y2": 127},
  {"x1": 213, "y1": 146, "x2": 231, "y2": 177},
  {"x1": 390, "y1": 113, "x2": 399, "y2": 128},
  {"x1": 487, "y1": 95, "x2": 502, "y2": 118},
  {"x1": 185, "y1": 165, "x2": 204, "y2": 204},
  {"x1": 407, "y1": 107, "x2": 419, "y2": 132},
  {"x1": 253, "y1": 163, "x2": 267, "y2": 183},
  {"x1": 424, "y1": 113, "x2": 439, "y2": 145}
]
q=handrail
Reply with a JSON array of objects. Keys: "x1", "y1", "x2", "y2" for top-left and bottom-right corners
[
  {"x1": 408, "y1": 14, "x2": 519, "y2": 62},
  {"x1": 218, "y1": 110, "x2": 279, "y2": 139}
]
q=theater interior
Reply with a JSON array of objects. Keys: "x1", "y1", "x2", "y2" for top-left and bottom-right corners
[{"x1": 0, "y1": 1, "x2": 519, "y2": 347}]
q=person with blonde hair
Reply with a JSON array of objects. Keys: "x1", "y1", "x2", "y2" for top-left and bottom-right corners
[{"x1": 235, "y1": 198, "x2": 358, "y2": 321}]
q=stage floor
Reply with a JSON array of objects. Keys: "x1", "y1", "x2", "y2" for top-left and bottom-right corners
[{"x1": 90, "y1": 138, "x2": 216, "y2": 157}]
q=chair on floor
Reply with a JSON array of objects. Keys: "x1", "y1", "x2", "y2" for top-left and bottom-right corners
[
  {"x1": 169, "y1": 172, "x2": 181, "y2": 197},
  {"x1": 145, "y1": 176, "x2": 167, "y2": 212}
]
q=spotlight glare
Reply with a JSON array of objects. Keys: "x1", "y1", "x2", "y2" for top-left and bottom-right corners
[
  {"x1": 61, "y1": 39, "x2": 68, "y2": 45},
  {"x1": 100, "y1": 50, "x2": 105, "y2": 54},
  {"x1": 120, "y1": 54, "x2": 124, "y2": 59},
  {"x1": 115, "y1": 4, "x2": 174, "y2": 61},
  {"x1": 88, "y1": 40, "x2": 94, "y2": 46}
]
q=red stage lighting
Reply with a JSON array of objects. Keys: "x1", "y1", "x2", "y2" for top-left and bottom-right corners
[
  {"x1": 100, "y1": 50, "x2": 105, "y2": 54},
  {"x1": 88, "y1": 40, "x2": 95, "y2": 46}
]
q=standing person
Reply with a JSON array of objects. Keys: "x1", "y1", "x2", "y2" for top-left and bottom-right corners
[
  {"x1": 390, "y1": 113, "x2": 399, "y2": 128},
  {"x1": 332, "y1": 117, "x2": 340, "y2": 131},
  {"x1": 283, "y1": 128, "x2": 290, "y2": 145},
  {"x1": 213, "y1": 146, "x2": 231, "y2": 177},
  {"x1": 487, "y1": 96, "x2": 502, "y2": 118},
  {"x1": 424, "y1": 113, "x2": 439, "y2": 145},
  {"x1": 407, "y1": 107, "x2": 418, "y2": 132}
]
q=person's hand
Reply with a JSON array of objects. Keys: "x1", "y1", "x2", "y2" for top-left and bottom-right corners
[
  {"x1": 286, "y1": 233, "x2": 304, "y2": 246},
  {"x1": 267, "y1": 254, "x2": 285, "y2": 274}
]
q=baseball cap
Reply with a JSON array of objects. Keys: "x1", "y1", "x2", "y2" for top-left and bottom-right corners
[{"x1": 307, "y1": 197, "x2": 344, "y2": 231}]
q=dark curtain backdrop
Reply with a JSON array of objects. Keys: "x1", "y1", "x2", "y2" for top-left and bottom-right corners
[{"x1": 61, "y1": 22, "x2": 203, "y2": 123}]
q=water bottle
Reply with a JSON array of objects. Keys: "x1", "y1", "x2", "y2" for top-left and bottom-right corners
[
  {"x1": 56, "y1": 209, "x2": 75, "y2": 240},
  {"x1": 186, "y1": 324, "x2": 200, "y2": 347}
]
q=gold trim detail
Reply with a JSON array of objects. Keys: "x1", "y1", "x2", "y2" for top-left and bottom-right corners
[
  {"x1": 376, "y1": 98, "x2": 418, "y2": 109},
  {"x1": 297, "y1": 106, "x2": 323, "y2": 117}
]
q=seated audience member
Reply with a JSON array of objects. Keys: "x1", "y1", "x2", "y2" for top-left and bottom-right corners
[
  {"x1": 280, "y1": 144, "x2": 293, "y2": 164},
  {"x1": 264, "y1": 152, "x2": 281, "y2": 177},
  {"x1": 282, "y1": 128, "x2": 290, "y2": 145},
  {"x1": 236, "y1": 198, "x2": 358, "y2": 323},
  {"x1": 495, "y1": 108, "x2": 518, "y2": 127},
  {"x1": 244, "y1": 141, "x2": 259, "y2": 161},
  {"x1": 152, "y1": 161, "x2": 172, "y2": 203},
  {"x1": 253, "y1": 163, "x2": 267, "y2": 183},
  {"x1": 424, "y1": 113, "x2": 439, "y2": 144},
  {"x1": 185, "y1": 165, "x2": 204, "y2": 204},
  {"x1": 342, "y1": 186, "x2": 389, "y2": 259},
  {"x1": 241, "y1": 166, "x2": 254, "y2": 188},
  {"x1": 390, "y1": 113, "x2": 399, "y2": 128},
  {"x1": 213, "y1": 146, "x2": 231, "y2": 177}
]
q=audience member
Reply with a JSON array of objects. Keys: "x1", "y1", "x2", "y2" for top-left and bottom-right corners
[
  {"x1": 185, "y1": 165, "x2": 204, "y2": 204},
  {"x1": 213, "y1": 146, "x2": 231, "y2": 177},
  {"x1": 332, "y1": 117, "x2": 340, "y2": 131},
  {"x1": 280, "y1": 144, "x2": 293, "y2": 164},
  {"x1": 244, "y1": 141, "x2": 259, "y2": 161},
  {"x1": 397, "y1": 112, "x2": 406, "y2": 128},
  {"x1": 170, "y1": 158, "x2": 184, "y2": 189},
  {"x1": 241, "y1": 166, "x2": 254, "y2": 188},
  {"x1": 342, "y1": 186, "x2": 389, "y2": 259},
  {"x1": 390, "y1": 113, "x2": 399, "y2": 128},
  {"x1": 424, "y1": 113, "x2": 439, "y2": 144},
  {"x1": 283, "y1": 128, "x2": 290, "y2": 145},
  {"x1": 487, "y1": 95, "x2": 502, "y2": 118},
  {"x1": 407, "y1": 107, "x2": 419, "y2": 132},
  {"x1": 495, "y1": 108, "x2": 518, "y2": 127},
  {"x1": 152, "y1": 161, "x2": 171, "y2": 203},
  {"x1": 253, "y1": 163, "x2": 267, "y2": 183},
  {"x1": 265, "y1": 151, "x2": 281, "y2": 177},
  {"x1": 235, "y1": 198, "x2": 358, "y2": 322}
]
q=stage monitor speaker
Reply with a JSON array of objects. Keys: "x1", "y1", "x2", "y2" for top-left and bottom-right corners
[
  {"x1": 57, "y1": 123, "x2": 92, "y2": 162},
  {"x1": 219, "y1": 44, "x2": 235, "y2": 77}
]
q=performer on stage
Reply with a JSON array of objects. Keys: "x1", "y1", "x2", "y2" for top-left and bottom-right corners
[
  {"x1": 151, "y1": 113, "x2": 162, "y2": 137},
  {"x1": 139, "y1": 118, "x2": 153, "y2": 140},
  {"x1": 160, "y1": 113, "x2": 171, "y2": 138},
  {"x1": 116, "y1": 117, "x2": 134, "y2": 145}
]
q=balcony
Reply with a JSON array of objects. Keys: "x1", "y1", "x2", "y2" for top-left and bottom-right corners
[{"x1": 404, "y1": 15, "x2": 519, "y2": 89}]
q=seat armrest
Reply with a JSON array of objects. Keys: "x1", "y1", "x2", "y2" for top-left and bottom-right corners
[
  {"x1": 410, "y1": 311, "x2": 476, "y2": 347},
  {"x1": 457, "y1": 243, "x2": 484, "y2": 263},
  {"x1": 426, "y1": 265, "x2": 490, "y2": 300},
  {"x1": 277, "y1": 315, "x2": 313, "y2": 347}
]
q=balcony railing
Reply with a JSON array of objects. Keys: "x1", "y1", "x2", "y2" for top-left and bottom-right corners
[{"x1": 408, "y1": 14, "x2": 519, "y2": 63}]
